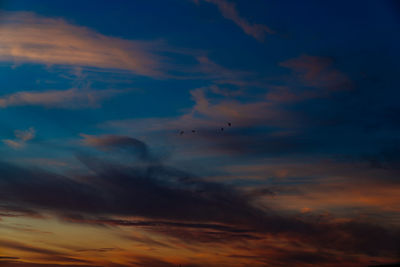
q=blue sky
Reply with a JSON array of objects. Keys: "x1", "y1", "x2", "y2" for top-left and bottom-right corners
[{"x1": 0, "y1": 1, "x2": 399, "y2": 266}]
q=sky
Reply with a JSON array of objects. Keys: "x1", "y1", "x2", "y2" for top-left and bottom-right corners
[{"x1": 0, "y1": 0, "x2": 399, "y2": 266}]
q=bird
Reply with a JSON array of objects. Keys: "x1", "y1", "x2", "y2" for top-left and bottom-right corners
[
  {"x1": 228, "y1": 122, "x2": 231, "y2": 127},
  {"x1": 221, "y1": 127, "x2": 224, "y2": 131},
  {"x1": 191, "y1": 130, "x2": 196, "y2": 133},
  {"x1": 180, "y1": 131, "x2": 184, "y2": 135}
]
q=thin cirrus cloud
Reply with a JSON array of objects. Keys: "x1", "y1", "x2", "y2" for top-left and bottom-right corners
[
  {"x1": 196, "y1": 0, "x2": 274, "y2": 41},
  {"x1": 0, "y1": 88, "x2": 123, "y2": 109},
  {"x1": 2, "y1": 127, "x2": 35, "y2": 149},
  {"x1": 0, "y1": 11, "x2": 161, "y2": 77}
]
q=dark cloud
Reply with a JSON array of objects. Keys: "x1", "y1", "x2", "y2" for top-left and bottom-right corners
[
  {"x1": 0, "y1": 161, "x2": 105, "y2": 214},
  {"x1": 0, "y1": 143, "x2": 399, "y2": 261},
  {"x1": 0, "y1": 156, "x2": 267, "y2": 227}
]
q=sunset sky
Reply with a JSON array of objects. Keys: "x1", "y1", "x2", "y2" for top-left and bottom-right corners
[{"x1": 0, "y1": 1, "x2": 400, "y2": 266}]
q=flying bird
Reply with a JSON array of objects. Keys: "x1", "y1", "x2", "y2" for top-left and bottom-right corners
[
  {"x1": 192, "y1": 130, "x2": 196, "y2": 133},
  {"x1": 228, "y1": 122, "x2": 231, "y2": 127},
  {"x1": 180, "y1": 131, "x2": 184, "y2": 135},
  {"x1": 221, "y1": 127, "x2": 224, "y2": 131}
]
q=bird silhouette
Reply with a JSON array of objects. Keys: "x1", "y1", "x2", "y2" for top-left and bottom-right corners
[{"x1": 179, "y1": 123, "x2": 230, "y2": 135}]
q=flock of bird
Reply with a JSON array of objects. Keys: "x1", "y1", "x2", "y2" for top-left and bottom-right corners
[{"x1": 179, "y1": 122, "x2": 231, "y2": 135}]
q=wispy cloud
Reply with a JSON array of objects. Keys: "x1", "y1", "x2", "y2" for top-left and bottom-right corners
[
  {"x1": 105, "y1": 54, "x2": 351, "y2": 134},
  {"x1": 3, "y1": 127, "x2": 35, "y2": 149},
  {"x1": 197, "y1": 0, "x2": 274, "y2": 41},
  {"x1": 0, "y1": 88, "x2": 122, "y2": 109},
  {"x1": 0, "y1": 11, "x2": 161, "y2": 76}
]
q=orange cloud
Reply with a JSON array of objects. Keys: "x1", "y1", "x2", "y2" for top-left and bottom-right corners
[
  {"x1": 0, "y1": 12, "x2": 161, "y2": 76},
  {"x1": 0, "y1": 88, "x2": 122, "y2": 109},
  {"x1": 229, "y1": 159, "x2": 400, "y2": 218}
]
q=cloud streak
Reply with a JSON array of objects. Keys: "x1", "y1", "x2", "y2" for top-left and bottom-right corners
[
  {"x1": 198, "y1": 0, "x2": 274, "y2": 41},
  {"x1": 0, "y1": 88, "x2": 122, "y2": 109}
]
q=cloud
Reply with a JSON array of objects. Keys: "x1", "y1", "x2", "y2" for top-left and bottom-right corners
[
  {"x1": 0, "y1": 256, "x2": 19, "y2": 260},
  {"x1": 263, "y1": 54, "x2": 353, "y2": 103},
  {"x1": 0, "y1": 12, "x2": 239, "y2": 82},
  {"x1": 102, "y1": 54, "x2": 352, "y2": 141},
  {"x1": 129, "y1": 255, "x2": 198, "y2": 267},
  {"x1": 0, "y1": 260, "x2": 101, "y2": 267},
  {"x1": 0, "y1": 147, "x2": 398, "y2": 261},
  {"x1": 3, "y1": 127, "x2": 35, "y2": 149},
  {"x1": 108, "y1": 54, "x2": 355, "y2": 158},
  {"x1": 279, "y1": 54, "x2": 352, "y2": 91},
  {"x1": 0, "y1": 88, "x2": 122, "y2": 109},
  {"x1": 2, "y1": 140, "x2": 24, "y2": 149},
  {"x1": 80, "y1": 134, "x2": 152, "y2": 161},
  {"x1": 187, "y1": 87, "x2": 290, "y2": 127},
  {"x1": 198, "y1": 0, "x2": 274, "y2": 41},
  {"x1": 0, "y1": 11, "x2": 161, "y2": 76},
  {"x1": 0, "y1": 157, "x2": 255, "y2": 225},
  {"x1": 0, "y1": 239, "x2": 89, "y2": 264},
  {"x1": 243, "y1": 161, "x2": 400, "y2": 214}
]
